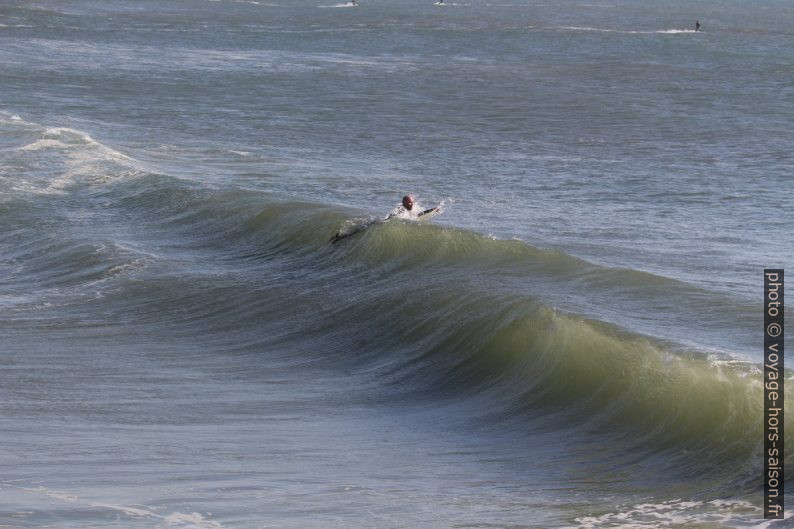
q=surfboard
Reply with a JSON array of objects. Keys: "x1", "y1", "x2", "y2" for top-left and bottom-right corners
[{"x1": 417, "y1": 206, "x2": 442, "y2": 220}]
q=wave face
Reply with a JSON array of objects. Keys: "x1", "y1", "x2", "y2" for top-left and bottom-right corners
[
  {"x1": 2, "y1": 120, "x2": 785, "y2": 491},
  {"x1": 1, "y1": 115, "x2": 791, "y2": 528}
]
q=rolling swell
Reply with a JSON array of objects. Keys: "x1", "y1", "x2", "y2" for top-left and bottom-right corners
[
  {"x1": 2, "y1": 118, "x2": 786, "y2": 496},
  {"x1": 321, "y1": 220, "x2": 774, "y2": 490}
]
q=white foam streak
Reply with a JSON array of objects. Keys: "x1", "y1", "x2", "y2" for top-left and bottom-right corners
[
  {"x1": 575, "y1": 498, "x2": 788, "y2": 528},
  {"x1": 3, "y1": 114, "x2": 145, "y2": 194},
  {"x1": 553, "y1": 26, "x2": 700, "y2": 34},
  {"x1": 18, "y1": 139, "x2": 68, "y2": 151},
  {"x1": 165, "y1": 512, "x2": 225, "y2": 528},
  {"x1": 8, "y1": 484, "x2": 228, "y2": 529}
]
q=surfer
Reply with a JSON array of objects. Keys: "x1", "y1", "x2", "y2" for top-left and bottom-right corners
[
  {"x1": 393, "y1": 195, "x2": 439, "y2": 219},
  {"x1": 329, "y1": 195, "x2": 441, "y2": 244},
  {"x1": 695, "y1": 20, "x2": 701, "y2": 31}
]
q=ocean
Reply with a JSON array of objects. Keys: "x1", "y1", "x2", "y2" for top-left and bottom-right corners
[{"x1": 1, "y1": 0, "x2": 792, "y2": 527}]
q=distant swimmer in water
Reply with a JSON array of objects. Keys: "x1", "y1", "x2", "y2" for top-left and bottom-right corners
[
  {"x1": 329, "y1": 195, "x2": 441, "y2": 244},
  {"x1": 695, "y1": 20, "x2": 701, "y2": 31}
]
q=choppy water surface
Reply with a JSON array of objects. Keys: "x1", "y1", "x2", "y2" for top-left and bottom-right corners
[{"x1": 1, "y1": 0, "x2": 792, "y2": 527}]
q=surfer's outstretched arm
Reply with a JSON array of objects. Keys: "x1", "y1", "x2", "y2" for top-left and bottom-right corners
[{"x1": 418, "y1": 207, "x2": 439, "y2": 217}]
